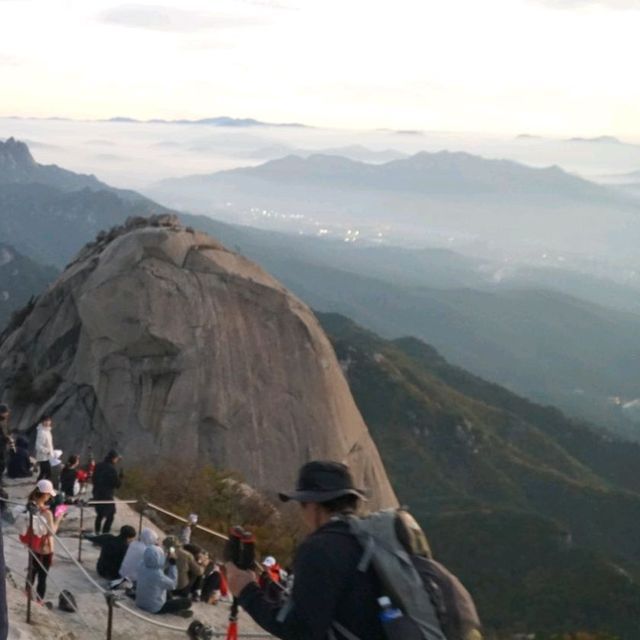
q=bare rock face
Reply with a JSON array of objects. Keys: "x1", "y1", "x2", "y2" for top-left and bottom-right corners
[{"x1": 0, "y1": 215, "x2": 396, "y2": 507}]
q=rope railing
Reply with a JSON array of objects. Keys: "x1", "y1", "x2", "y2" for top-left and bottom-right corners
[{"x1": 1, "y1": 492, "x2": 276, "y2": 639}]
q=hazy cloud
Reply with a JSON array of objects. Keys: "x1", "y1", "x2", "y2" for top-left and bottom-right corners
[
  {"x1": 99, "y1": 4, "x2": 265, "y2": 32},
  {"x1": 535, "y1": 0, "x2": 640, "y2": 8},
  {"x1": 0, "y1": 53, "x2": 23, "y2": 66}
]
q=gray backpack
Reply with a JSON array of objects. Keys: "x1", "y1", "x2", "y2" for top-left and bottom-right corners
[{"x1": 338, "y1": 509, "x2": 482, "y2": 640}]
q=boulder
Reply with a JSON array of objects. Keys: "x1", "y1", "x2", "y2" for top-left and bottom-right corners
[{"x1": 0, "y1": 216, "x2": 396, "y2": 507}]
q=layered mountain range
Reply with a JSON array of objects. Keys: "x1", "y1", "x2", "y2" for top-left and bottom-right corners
[
  {"x1": 150, "y1": 151, "x2": 640, "y2": 261},
  {"x1": 3, "y1": 137, "x2": 640, "y2": 635},
  {"x1": 2, "y1": 138, "x2": 640, "y2": 433}
]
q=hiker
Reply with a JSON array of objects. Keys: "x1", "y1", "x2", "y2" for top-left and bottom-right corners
[
  {"x1": 0, "y1": 403, "x2": 13, "y2": 481},
  {"x1": 49, "y1": 449, "x2": 63, "y2": 491},
  {"x1": 92, "y1": 524, "x2": 137, "y2": 583},
  {"x1": 7, "y1": 436, "x2": 33, "y2": 479},
  {"x1": 92, "y1": 450, "x2": 122, "y2": 534},
  {"x1": 201, "y1": 560, "x2": 230, "y2": 604},
  {"x1": 179, "y1": 513, "x2": 198, "y2": 545},
  {"x1": 120, "y1": 527, "x2": 159, "y2": 584},
  {"x1": 226, "y1": 460, "x2": 386, "y2": 640},
  {"x1": 162, "y1": 536, "x2": 205, "y2": 598},
  {"x1": 35, "y1": 415, "x2": 55, "y2": 481},
  {"x1": 60, "y1": 454, "x2": 80, "y2": 499},
  {"x1": 135, "y1": 545, "x2": 193, "y2": 618},
  {"x1": 259, "y1": 555, "x2": 285, "y2": 604},
  {"x1": 22, "y1": 479, "x2": 66, "y2": 602}
]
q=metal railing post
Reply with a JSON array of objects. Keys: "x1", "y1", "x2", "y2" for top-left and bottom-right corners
[
  {"x1": 106, "y1": 592, "x2": 115, "y2": 640},
  {"x1": 78, "y1": 502, "x2": 84, "y2": 562},
  {"x1": 26, "y1": 509, "x2": 33, "y2": 624},
  {"x1": 137, "y1": 500, "x2": 146, "y2": 537}
]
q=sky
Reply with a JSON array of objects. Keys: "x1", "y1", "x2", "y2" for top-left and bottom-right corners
[{"x1": 0, "y1": 0, "x2": 639, "y2": 136}]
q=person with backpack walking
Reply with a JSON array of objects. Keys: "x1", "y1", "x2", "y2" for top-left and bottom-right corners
[
  {"x1": 34, "y1": 416, "x2": 55, "y2": 481},
  {"x1": 92, "y1": 450, "x2": 122, "y2": 534},
  {"x1": 226, "y1": 460, "x2": 387, "y2": 640}
]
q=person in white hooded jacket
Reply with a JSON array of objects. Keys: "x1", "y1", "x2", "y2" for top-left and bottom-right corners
[
  {"x1": 35, "y1": 416, "x2": 55, "y2": 481},
  {"x1": 120, "y1": 527, "x2": 159, "y2": 584}
]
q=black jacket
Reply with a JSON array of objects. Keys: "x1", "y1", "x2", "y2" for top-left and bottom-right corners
[
  {"x1": 60, "y1": 466, "x2": 77, "y2": 496},
  {"x1": 238, "y1": 519, "x2": 385, "y2": 640},
  {"x1": 7, "y1": 438, "x2": 32, "y2": 478},
  {"x1": 92, "y1": 460, "x2": 120, "y2": 501},
  {"x1": 93, "y1": 533, "x2": 129, "y2": 580}
]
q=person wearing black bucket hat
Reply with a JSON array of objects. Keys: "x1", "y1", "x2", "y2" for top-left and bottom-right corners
[{"x1": 227, "y1": 460, "x2": 385, "y2": 640}]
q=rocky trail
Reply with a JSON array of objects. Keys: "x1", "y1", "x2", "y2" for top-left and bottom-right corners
[{"x1": 1, "y1": 477, "x2": 273, "y2": 639}]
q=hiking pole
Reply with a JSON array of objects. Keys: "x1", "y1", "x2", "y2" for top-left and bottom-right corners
[
  {"x1": 223, "y1": 526, "x2": 256, "y2": 640},
  {"x1": 78, "y1": 501, "x2": 84, "y2": 562}
]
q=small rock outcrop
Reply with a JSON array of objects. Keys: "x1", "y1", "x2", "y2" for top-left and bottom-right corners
[{"x1": 0, "y1": 215, "x2": 396, "y2": 507}]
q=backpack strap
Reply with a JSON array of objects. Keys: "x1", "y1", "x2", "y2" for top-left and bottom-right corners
[
  {"x1": 357, "y1": 535, "x2": 375, "y2": 572},
  {"x1": 275, "y1": 597, "x2": 294, "y2": 623}
]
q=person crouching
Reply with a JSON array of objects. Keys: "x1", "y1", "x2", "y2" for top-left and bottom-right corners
[{"x1": 136, "y1": 545, "x2": 193, "y2": 618}]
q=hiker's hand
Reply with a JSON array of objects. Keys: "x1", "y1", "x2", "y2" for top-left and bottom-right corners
[{"x1": 225, "y1": 562, "x2": 256, "y2": 596}]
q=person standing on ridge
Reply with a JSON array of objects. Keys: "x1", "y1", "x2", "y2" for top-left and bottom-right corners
[
  {"x1": 60, "y1": 454, "x2": 80, "y2": 499},
  {"x1": 92, "y1": 450, "x2": 122, "y2": 534},
  {"x1": 7, "y1": 436, "x2": 33, "y2": 479},
  {"x1": 226, "y1": 460, "x2": 386, "y2": 640},
  {"x1": 23, "y1": 479, "x2": 66, "y2": 602},
  {"x1": 0, "y1": 404, "x2": 13, "y2": 483},
  {"x1": 35, "y1": 415, "x2": 55, "y2": 481}
]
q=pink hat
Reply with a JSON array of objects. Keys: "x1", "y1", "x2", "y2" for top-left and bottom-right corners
[{"x1": 37, "y1": 479, "x2": 57, "y2": 496}]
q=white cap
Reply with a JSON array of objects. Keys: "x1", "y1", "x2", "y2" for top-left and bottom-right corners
[
  {"x1": 37, "y1": 479, "x2": 57, "y2": 496},
  {"x1": 263, "y1": 556, "x2": 276, "y2": 567}
]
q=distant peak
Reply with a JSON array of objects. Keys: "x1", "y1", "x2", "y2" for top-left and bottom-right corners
[
  {"x1": 0, "y1": 137, "x2": 36, "y2": 168},
  {"x1": 568, "y1": 135, "x2": 623, "y2": 145}
]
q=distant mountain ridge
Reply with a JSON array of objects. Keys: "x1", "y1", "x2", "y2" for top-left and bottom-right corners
[
  {"x1": 3, "y1": 139, "x2": 640, "y2": 434},
  {"x1": 0, "y1": 137, "x2": 106, "y2": 192},
  {"x1": 159, "y1": 150, "x2": 612, "y2": 199},
  {"x1": 107, "y1": 115, "x2": 308, "y2": 127},
  {"x1": 0, "y1": 243, "x2": 58, "y2": 328},
  {"x1": 0, "y1": 137, "x2": 150, "y2": 202}
]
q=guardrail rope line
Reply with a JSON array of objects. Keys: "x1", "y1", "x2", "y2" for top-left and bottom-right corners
[{"x1": 1, "y1": 493, "x2": 275, "y2": 638}]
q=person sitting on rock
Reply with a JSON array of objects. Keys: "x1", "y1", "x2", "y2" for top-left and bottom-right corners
[
  {"x1": 162, "y1": 536, "x2": 205, "y2": 598},
  {"x1": 7, "y1": 436, "x2": 33, "y2": 478},
  {"x1": 200, "y1": 559, "x2": 228, "y2": 604},
  {"x1": 120, "y1": 527, "x2": 160, "y2": 587},
  {"x1": 92, "y1": 524, "x2": 137, "y2": 584},
  {"x1": 136, "y1": 545, "x2": 193, "y2": 618}
]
